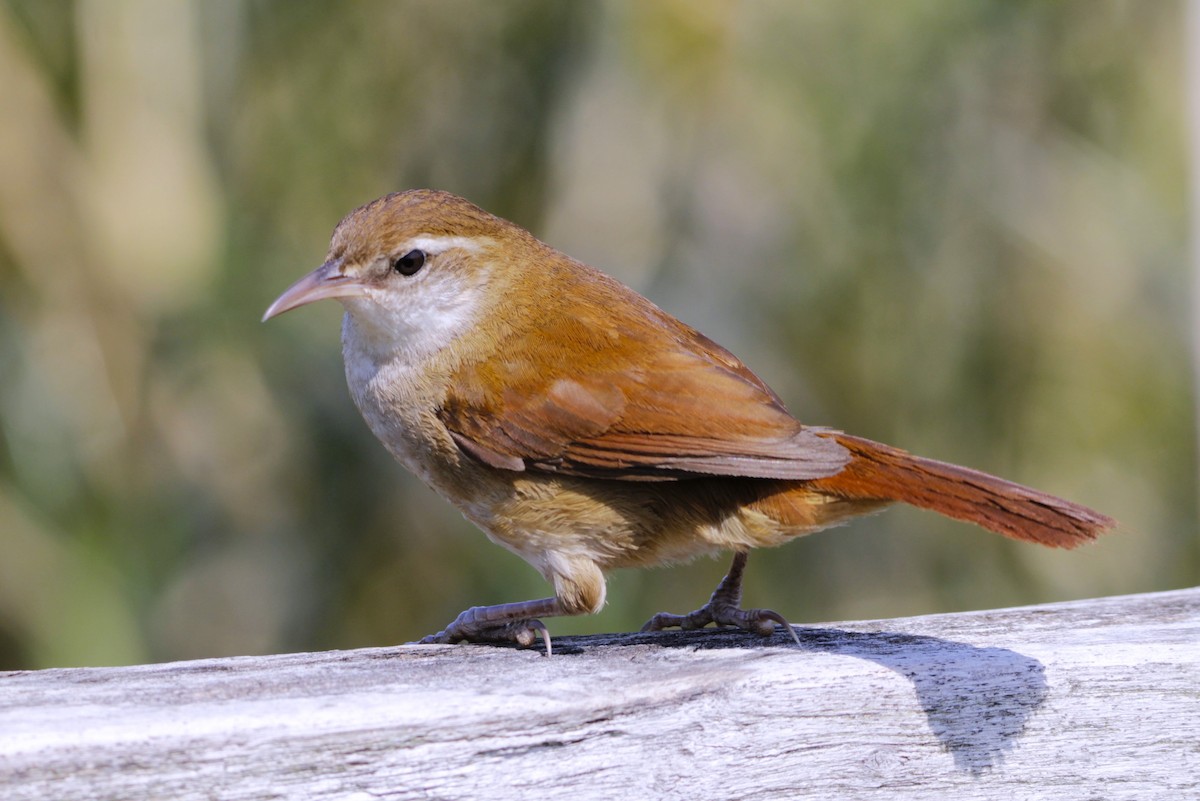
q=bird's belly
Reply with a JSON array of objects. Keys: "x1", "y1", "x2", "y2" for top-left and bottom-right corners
[{"x1": 462, "y1": 475, "x2": 809, "y2": 573}]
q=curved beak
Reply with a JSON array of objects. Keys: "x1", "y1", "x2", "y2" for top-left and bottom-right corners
[{"x1": 262, "y1": 261, "x2": 367, "y2": 321}]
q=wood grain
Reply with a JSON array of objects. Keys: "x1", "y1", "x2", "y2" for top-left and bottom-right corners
[{"x1": 2, "y1": 587, "x2": 1196, "y2": 800}]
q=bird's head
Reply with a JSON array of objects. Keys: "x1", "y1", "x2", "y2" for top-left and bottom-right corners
[{"x1": 264, "y1": 189, "x2": 539, "y2": 359}]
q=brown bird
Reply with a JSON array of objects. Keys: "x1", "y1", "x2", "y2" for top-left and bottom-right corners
[{"x1": 264, "y1": 189, "x2": 1114, "y2": 653}]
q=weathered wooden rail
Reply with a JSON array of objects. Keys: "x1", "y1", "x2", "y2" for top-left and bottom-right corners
[{"x1": 1, "y1": 587, "x2": 1196, "y2": 800}]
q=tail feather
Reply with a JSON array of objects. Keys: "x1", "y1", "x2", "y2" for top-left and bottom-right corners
[{"x1": 809, "y1": 433, "x2": 1115, "y2": 548}]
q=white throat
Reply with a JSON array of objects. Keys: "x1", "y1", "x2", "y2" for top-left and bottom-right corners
[
  {"x1": 338, "y1": 234, "x2": 490, "y2": 369},
  {"x1": 340, "y1": 269, "x2": 484, "y2": 369}
]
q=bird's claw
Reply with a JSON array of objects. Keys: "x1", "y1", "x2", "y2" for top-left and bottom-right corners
[
  {"x1": 641, "y1": 603, "x2": 799, "y2": 645},
  {"x1": 417, "y1": 610, "x2": 552, "y2": 654}
]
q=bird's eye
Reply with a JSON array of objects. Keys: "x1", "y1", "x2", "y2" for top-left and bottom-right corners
[{"x1": 392, "y1": 249, "x2": 426, "y2": 276}]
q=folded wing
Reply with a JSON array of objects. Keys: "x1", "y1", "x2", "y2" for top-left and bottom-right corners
[{"x1": 438, "y1": 286, "x2": 848, "y2": 482}]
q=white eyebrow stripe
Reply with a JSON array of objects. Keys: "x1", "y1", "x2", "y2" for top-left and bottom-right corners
[{"x1": 406, "y1": 235, "x2": 485, "y2": 255}]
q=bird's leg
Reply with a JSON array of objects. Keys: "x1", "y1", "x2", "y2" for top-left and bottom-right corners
[
  {"x1": 640, "y1": 551, "x2": 800, "y2": 644},
  {"x1": 417, "y1": 597, "x2": 565, "y2": 655}
]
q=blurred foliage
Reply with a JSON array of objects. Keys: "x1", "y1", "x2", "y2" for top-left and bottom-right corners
[{"x1": 0, "y1": 0, "x2": 1194, "y2": 669}]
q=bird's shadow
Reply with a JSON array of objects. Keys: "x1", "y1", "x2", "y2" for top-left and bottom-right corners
[{"x1": 556, "y1": 626, "x2": 1047, "y2": 775}]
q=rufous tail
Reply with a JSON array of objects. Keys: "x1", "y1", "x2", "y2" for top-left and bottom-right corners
[{"x1": 810, "y1": 433, "x2": 1115, "y2": 548}]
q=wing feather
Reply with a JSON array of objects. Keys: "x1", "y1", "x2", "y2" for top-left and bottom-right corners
[{"x1": 437, "y1": 269, "x2": 848, "y2": 481}]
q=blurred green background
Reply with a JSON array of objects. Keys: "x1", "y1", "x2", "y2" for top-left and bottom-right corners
[{"x1": 0, "y1": 0, "x2": 1194, "y2": 669}]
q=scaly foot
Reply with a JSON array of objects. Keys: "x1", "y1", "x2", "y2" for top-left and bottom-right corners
[
  {"x1": 416, "y1": 598, "x2": 560, "y2": 655},
  {"x1": 640, "y1": 552, "x2": 800, "y2": 645}
]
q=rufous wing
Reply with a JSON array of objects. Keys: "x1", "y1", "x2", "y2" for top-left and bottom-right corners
[{"x1": 437, "y1": 297, "x2": 848, "y2": 482}]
